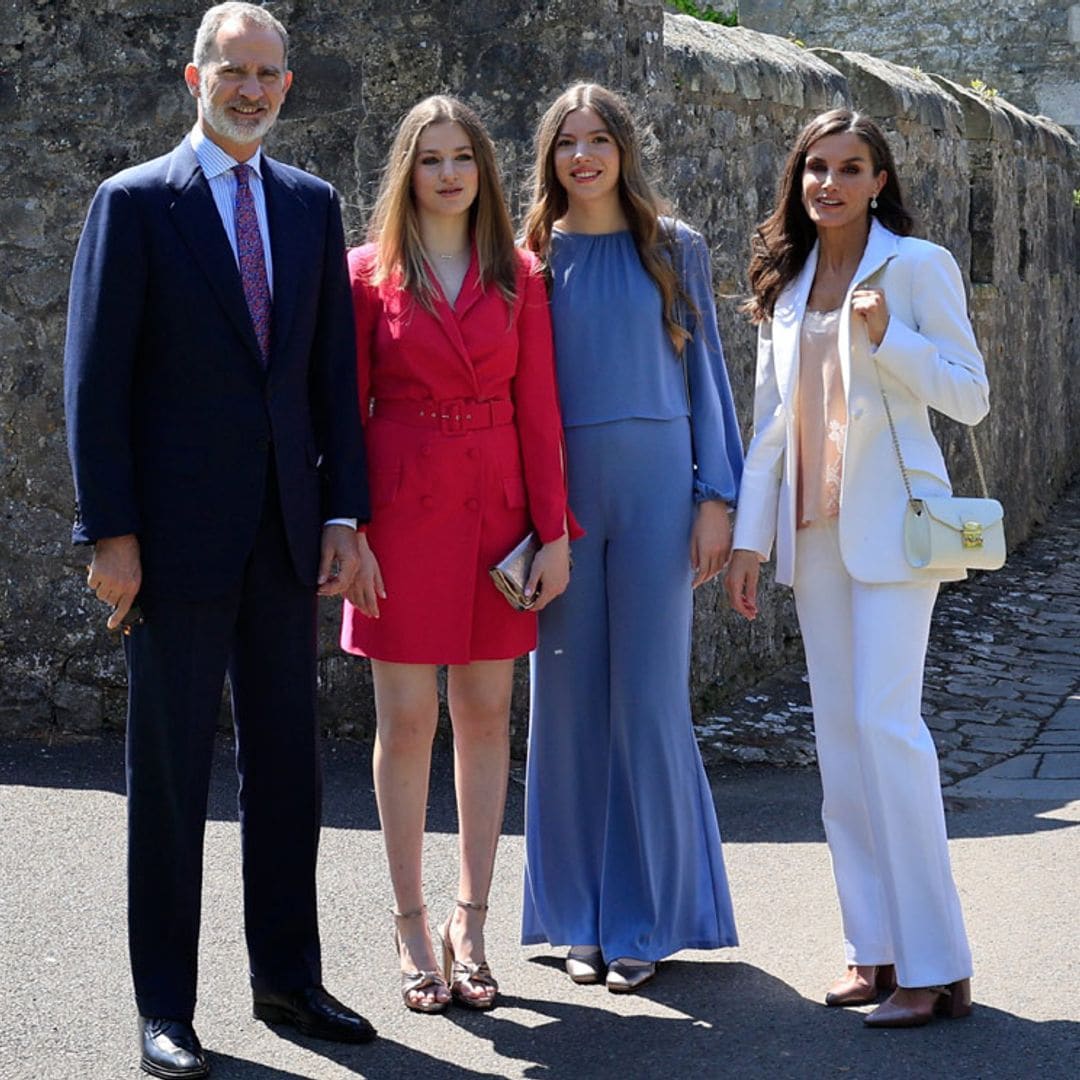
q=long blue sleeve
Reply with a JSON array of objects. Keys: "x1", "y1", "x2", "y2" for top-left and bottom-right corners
[{"x1": 675, "y1": 222, "x2": 744, "y2": 504}]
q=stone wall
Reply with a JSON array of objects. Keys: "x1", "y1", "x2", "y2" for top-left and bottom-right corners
[
  {"x1": 1, "y1": 1, "x2": 1077, "y2": 745},
  {"x1": 654, "y1": 18, "x2": 1080, "y2": 708},
  {"x1": 740, "y1": 0, "x2": 1080, "y2": 134}
]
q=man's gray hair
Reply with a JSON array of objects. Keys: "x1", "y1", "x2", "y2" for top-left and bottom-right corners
[{"x1": 192, "y1": 3, "x2": 289, "y2": 69}]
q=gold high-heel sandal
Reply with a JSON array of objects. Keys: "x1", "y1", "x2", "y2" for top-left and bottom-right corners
[
  {"x1": 441, "y1": 899, "x2": 498, "y2": 1010},
  {"x1": 393, "y1": 906, "x2": 449, "y2": 1014}
]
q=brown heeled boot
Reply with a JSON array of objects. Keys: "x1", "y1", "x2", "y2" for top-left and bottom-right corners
[{"x1": 863, "y1": 979, "x2": 973, "y2": 1028}]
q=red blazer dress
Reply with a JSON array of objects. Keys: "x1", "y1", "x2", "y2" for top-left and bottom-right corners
[{"x1": 340, "y1": 244, "x2": 578, "y2": 663}]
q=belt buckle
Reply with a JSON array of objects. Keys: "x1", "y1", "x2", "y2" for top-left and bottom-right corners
[{"x1": 438, "y1": 399, "x2": 467, "y2": 436}]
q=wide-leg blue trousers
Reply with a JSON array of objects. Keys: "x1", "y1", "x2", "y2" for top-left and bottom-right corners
[{"x1": 522, "y1": 418, "x2": 737, "y2": 961}]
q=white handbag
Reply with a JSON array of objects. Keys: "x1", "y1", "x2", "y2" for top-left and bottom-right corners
[
  {"x1": 858, "y1": 259, "x2": 1005, "y2": 574},
  {"x1": 903, "y1": 492, "x2": 1006, "y2": 571},
  {"x1": 873, "y1": 356, "x2": 1005, "y2": 572}
]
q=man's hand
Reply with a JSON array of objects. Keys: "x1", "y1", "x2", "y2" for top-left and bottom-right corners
[
  {"x1": 317, "y1": 523, "x2": 361, "y2": 597},
  {"x1": 87, "y1": 534, "x2": 142, "y2": 630}
]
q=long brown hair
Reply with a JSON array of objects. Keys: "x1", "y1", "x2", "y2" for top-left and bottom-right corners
[
  {"x1": 367, "y1": 95, "x2": 517, "y2": 311},
  {"x1": 523, "y1": 82, "x2": 694, "y2": 356},
  {"x1": 744, "y1": 108, "x2": 914, "y2": 323}
]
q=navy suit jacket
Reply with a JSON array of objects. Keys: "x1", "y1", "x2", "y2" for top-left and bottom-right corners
[{"x1": 64, "y1": 136, "x2": 368, "y2": 599}]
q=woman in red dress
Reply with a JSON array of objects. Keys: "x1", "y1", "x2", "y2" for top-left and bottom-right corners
[{"x1": 342, "y1": 96, "x2": 574, "y2": 1013}]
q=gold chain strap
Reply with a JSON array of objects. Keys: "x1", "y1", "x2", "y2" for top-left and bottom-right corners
[
  {"x1": 967, "y1": 424, "x2": 990, "y2": 499},
  {"x1": 870, "y1": 349, "x2": 990, "y2": 503},
  {"x1": 871, "y1": 354, "x2": 916, "y2": 504},
  {"x1": 859, "y1": 261, "x2": 989, "y2": 504}
]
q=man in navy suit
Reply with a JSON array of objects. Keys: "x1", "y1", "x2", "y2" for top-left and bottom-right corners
[{"x1": 64, "y1": 4, "x2": 373, "y2": 1075}]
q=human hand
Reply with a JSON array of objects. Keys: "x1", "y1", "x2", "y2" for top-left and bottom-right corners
[
  {"x1": 690, "y1": 500, "x2": 732, "y2": 588},
  {"x1": 318, "y1": 523, "x2": 361, "y2": 597},
  {"x1": 724, "y1": 548, "x2": 761, "y2": 620},
  {"x1": 344, "y1": 532, "x2": 385, "y2": 616},
  {"x1": 525, "y1": 534, "x2": 570, "y2": 612},
  {"x1": 851, "y1": 286, "x2": 890, "y2": 347},
  {"x1": 87, "y1": 533, "x2": 142, "y2": 631}
]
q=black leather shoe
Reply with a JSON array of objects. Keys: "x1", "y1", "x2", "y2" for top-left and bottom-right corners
[
  {"x1": 139, "y1": 1017, "x2": 209, "y2": 1079},
  {"x1": 253, "y1": 985, "x2": 376, "y2": 1043}
]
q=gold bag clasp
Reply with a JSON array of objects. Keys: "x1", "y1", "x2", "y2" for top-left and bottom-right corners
[{"x1": 962, "y1": 521, "x2": 984, "y2": 549}]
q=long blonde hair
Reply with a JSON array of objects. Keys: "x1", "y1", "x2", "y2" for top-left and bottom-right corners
[
  {"x1": 367, "y1": 95, "x2": 517, "y2": 311},
  {"x1": 523, "y1": 83, "x2": 692, "y2": 355}
]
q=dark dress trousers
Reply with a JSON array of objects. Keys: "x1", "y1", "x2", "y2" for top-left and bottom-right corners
[{"x1": 64, "y1": 136, "x2": 368, "y2": 1020}]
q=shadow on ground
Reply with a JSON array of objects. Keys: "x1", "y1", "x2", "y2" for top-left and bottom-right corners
[
  {"x1": 313, "y1": 962, "x2": 1076, "y2": 1080},
  {"x1": 2, "y1": 735, "x2": 1077, "y2": 844}
]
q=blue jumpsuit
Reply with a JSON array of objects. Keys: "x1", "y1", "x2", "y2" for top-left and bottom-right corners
[{"x1": 522, "y1": 221, "x2": 743, "y2": 961}]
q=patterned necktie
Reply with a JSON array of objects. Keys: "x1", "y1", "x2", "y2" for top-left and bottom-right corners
[{"x1": 233, "y1": 163, "x2": 271, "y2": 366}]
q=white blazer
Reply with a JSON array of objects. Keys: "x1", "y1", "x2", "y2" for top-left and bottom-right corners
[{"x1": 733, "y1": 219, "x2": 990, "y2": 586}]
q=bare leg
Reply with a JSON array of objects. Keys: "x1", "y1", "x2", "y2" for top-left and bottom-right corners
[
  {"x1": 371, "y1": 660, "x2": 449, "y2": 1010},
  {"x1": 443, "y1": 659, "x2": 514, "y2": 1006}
]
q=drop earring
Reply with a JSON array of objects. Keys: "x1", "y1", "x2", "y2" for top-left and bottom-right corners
[{"x1": 871, "y1": 195, "x2": 879, "y2": 210}]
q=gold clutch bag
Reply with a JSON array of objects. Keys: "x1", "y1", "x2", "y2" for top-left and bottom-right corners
[{"x1": 489, "y1": 532, "x2": 541, "y2": 611}]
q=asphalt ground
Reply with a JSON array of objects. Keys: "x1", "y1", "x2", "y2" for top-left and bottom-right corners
[{"x1": 1, "y1": 734, "x2": 1077, "y2": 1080}]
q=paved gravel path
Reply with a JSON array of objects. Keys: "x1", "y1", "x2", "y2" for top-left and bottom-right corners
[{"x1": 698, "y1": 477, "x2": 1080, "y2": 802}]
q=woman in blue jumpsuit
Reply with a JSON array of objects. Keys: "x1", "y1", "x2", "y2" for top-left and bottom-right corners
[{"x1": 521, "y1": 84, "x2": 744, "y2": 991}]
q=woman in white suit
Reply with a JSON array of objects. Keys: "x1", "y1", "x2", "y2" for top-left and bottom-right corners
[{"x1": 726, "y1": 109, "x2": 988, "y2": 1028}]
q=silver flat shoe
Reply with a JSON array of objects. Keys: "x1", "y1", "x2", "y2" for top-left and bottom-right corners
[
  {"x1": 566, "y1": 946, "x2": 604, "y2": 985},
  {"x1": 606, "y1": 957, "x2": 656, "y2": 993}
]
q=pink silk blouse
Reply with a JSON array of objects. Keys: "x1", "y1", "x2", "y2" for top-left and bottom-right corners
[{"x1": 796, "y1": 307, "x2": 847, "y2": 528}]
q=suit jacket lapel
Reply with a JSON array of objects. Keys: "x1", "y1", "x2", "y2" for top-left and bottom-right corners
[
  {"x1": 851, "y1": 218, "x2": 901, "y2": 288},
  {"x1": 166, "y1": 138, "x2": 264, "y2": 366},
  {"x1": 262, "y1": 156, "x2": 303, "y2": 374},
  {"x1": 428, "y1": 246, "x2": 483, "y2": 396},
  {"x1": 452, "y1": 248, "x2": 484, "y2": 321},
  {"x1": 772, "y1": 245, "x2": 818, "y2": 407},
  {"x1": 839, "y1": 220, "x2": 901, "y2": 396}
]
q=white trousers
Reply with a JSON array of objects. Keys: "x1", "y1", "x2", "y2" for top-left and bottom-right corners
[{"x1": 793, "y1": 519, "x2": 972, "y2": 988}]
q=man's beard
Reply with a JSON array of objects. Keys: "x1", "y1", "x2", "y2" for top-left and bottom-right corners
[{"x1": 200, "y1": 72, "x2": 279, "y2": 146}]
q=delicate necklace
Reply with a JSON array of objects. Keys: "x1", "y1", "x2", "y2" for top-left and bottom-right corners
[{"x1": 428, "y1": 247, "x2": 468, "y2": 261}]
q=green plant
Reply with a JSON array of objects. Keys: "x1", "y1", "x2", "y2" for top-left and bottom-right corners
[
  {"x1": 1073, "y1": 189, "x2": 1080, "y2": 209},
  {"x1": 669, "y1": 1, "x2": 738, "y2": 26},
  {"x1": 969, "y1": 78, "x2": 999, "y2": 100}
]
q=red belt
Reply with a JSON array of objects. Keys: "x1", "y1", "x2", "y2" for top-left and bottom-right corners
[{"x1": 372, "y1": 398, "x2": 514, "y2": 436}]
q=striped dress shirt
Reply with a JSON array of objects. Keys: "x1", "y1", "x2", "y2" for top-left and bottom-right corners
[{"x1": 190, "y1": 124, "x2": 274, "y2": 296}]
